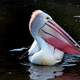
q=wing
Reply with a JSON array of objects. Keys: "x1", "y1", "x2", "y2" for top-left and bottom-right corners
[{"x1": 39, "y1": 20, "x2": 80, "y2": 55}]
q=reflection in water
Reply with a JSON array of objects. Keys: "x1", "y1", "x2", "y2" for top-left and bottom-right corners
[
  {"x1": 21, "y1": 63, "x2": 80, "y2": 80},
  {"x1": 27, "y1": 64, "x2": 64, "y2": 80},
  {"x1": 0, "y1": 59, "x2": 80, "y2": 80}
]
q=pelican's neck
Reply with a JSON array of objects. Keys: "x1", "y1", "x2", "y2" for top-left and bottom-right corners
[
  {"x1": 31, "y1": 25, "x2": 49, "y2": 50},
  {"x1": 34, "y1": 35, "x2": 49, "y2": 50}
]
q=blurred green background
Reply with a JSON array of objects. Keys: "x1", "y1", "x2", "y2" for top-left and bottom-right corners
[{"x1": 0, "y1": 0, "x2": 80, "y2": 48}]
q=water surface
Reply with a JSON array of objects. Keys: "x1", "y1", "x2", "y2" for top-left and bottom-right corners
[{"x1": 1, "y1": 58, "x2": 80, "y2": 80}]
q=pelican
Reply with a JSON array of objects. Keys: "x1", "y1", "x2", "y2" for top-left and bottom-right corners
[{"x1": 28, "y1": 10, "x2": 80, "y2": 65}]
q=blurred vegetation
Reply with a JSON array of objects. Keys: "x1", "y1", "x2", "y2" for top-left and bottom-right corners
[
  {"x1": 29, "y1": 0, "x2": 80, "y2": 40},
  {"x1": 0, "y1": 0, "x2": 80, "y2": 48}
]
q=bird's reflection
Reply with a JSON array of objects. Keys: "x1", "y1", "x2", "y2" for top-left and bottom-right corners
[{"x1": 28, "y1": 64, "x2": 64, "y2": 80}]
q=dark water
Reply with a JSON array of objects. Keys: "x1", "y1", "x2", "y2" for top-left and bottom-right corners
[
  {"x1": 0, "y1": 47, "x2": 79, "y2": 80},
  {"x1": 1, "y1": 56, "x2": 80, "y2": 80}
]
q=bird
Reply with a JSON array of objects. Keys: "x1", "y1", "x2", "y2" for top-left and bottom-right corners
[{"x1": 28, "y1": 10, "x2": 80, "y2": 66}]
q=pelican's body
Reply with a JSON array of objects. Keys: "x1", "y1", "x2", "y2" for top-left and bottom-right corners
[
  {"x1": 28, "y1": 10, "x2": 80, "y2": 65},
  {"x1": 29, "y1": 39, "x2": 64, "y2": 65}
]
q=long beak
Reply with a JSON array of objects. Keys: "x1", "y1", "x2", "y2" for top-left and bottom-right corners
[{"x1": 39, "y1": 20, "x2": 80, "y2": 54}]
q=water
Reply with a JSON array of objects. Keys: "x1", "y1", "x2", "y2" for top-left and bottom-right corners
[
  {"x1": 25, "y1": 63, "x2": 64, "y2": 80},
  {"x1": 20, "y1": 63, "x2": 80, "y2": 80},
  {"x1": 3, "y1": 47, "x2": 79, "y2": 80},
  {"x1": 1, "y1": 58, "x2": 80, "y2": 80}
]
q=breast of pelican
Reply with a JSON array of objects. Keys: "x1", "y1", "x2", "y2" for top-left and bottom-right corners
[{"x1": 28, "y1": 10, "x2": 80, "y2": 65}]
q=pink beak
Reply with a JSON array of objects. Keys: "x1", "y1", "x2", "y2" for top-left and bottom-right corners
[{"x1": 40, "y1": 20, "x2": 80, "y2": 55}]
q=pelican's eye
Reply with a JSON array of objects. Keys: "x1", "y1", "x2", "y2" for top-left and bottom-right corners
[{"x1": 46, "y1": 17, "x2": 50, "y2": 19}]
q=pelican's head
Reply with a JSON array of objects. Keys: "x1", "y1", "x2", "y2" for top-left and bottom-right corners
[{"x1": 29, "y1": 10, "x2": 52, "y2": 36}]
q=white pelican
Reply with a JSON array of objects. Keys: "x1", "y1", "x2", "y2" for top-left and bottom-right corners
[{"x1": 28, "y1": 10, "x2": 80, "y2": 65}]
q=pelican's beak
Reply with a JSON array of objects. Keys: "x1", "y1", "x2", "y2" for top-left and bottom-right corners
[{"x1": 39, "y1": 19, "x2": 80, "y2": 54}]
